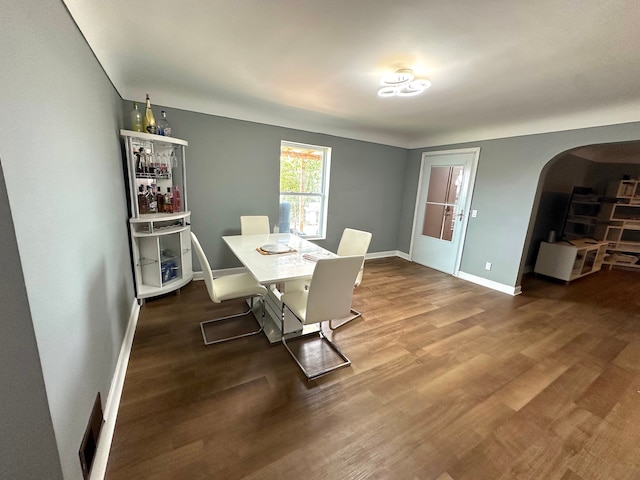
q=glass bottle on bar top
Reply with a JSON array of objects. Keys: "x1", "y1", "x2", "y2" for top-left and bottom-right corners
[
  {"x1": 146, "y1": 185, "x2": 157, "y2": 213},
  {"x1": 172, "y1": 185, "x2": 181, "y2": 213},
  {"x1": 130, "y1": 102, "x2": 143, "y2": 132},
  {"x1": 157, "y1": 110, "x2": 172, "y2": 137},
  {"x1": 165, "y1": 187, "x2": 173, "y2": 213},
  {"x1": 143, "y1": 94, "x2": 157, "y2": 134},
  {"x1": 137, "y1": 185, "x2": 148, "y2": 214},
  {"x1": 156, "y1": 187, "x2": 165, "y2": 213}
]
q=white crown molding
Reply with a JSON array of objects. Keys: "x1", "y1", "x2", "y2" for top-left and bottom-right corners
[
  {"x1": 407, "y1": 102, "x2": 640, "y2": 149},
  {"x1": 163, "y1": 95, "x2": 640, "y2": 150}
]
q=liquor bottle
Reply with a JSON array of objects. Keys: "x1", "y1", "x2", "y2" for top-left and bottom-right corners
[
  {"x1": 172, "y1": 185, "x2": 181, "y2": 213},
  {"x1": 165, "y1": 187, "x2": 173, "y2": 213},
  {"x1": 130, "y1": 102, "x2": 143, "y2": 132},
  {"x1": 146, "y1": 185, "x2": 157, "y2": 213},
  {"x1": 158, "y1": 111, "x2": 172, "y2": 137},
  {"x1": 142, "y1": 94, "x2": 157, "y2": 134},
  {"x1": 156, "y1": 188, "x2": 165, "y2": 214},
  {"x1": 137, "y1": 185, "x2": 148, "y2": 214}
]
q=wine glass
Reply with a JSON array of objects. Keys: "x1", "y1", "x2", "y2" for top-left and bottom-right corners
[{"x1": 160, "y1": 151, "x2": 169, "y2": 177}]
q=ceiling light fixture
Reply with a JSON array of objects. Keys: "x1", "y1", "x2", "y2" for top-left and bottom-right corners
[{"x1": 378, "y1": 68, "x2": 431, "y2": 97}]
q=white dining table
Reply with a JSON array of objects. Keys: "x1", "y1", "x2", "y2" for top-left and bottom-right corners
[{"x1": 222, "y1": 233, "x2": 336, "y2": 343}]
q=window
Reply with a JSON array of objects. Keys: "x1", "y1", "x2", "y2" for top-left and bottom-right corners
[{"x1": 279, "y1": 140, "x2": 331, "y2": 239}]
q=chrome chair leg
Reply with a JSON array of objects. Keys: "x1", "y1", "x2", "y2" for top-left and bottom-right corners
[
  {"x1": 200, "y1": 296, "x2": 265, "y2": 345},
  {"x1": 280, "y1": 304, "x2": 351, "y2": 381},
  {"x1": 329, "y1": 307, "x2": 362, "y2": 330}
]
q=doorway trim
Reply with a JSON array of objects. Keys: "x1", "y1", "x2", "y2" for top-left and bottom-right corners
[{"x1": 409, "y1": 147, "x2": 480, "y2": 276}]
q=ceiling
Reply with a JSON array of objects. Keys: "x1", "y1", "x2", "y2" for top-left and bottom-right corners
[{"x1": 63, "y1": 0, "x2": 640, "y2": 149}]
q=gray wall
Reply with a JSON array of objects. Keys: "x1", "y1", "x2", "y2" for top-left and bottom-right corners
[
  {"x1": 128, "y1": 106, "x2": 408, "y2": 270},
  {"x1": 0, "y1": 1, "x2": 133, "y2": 478},
  {"x1": 526, "y1": 153, "x2": 593, "y2": 266},
  {"x1": 543, "y1": 153, "x2": 593, "y2": 193},
  {"x1": 0, "y1": 162, "x2": 62, "y2": 479},
  {"x1": 401, "y1": 122, "x2": 640, "y2": 288},
  {"x1": 589, "y1": 162, "x2": 640, "y2": 194}
]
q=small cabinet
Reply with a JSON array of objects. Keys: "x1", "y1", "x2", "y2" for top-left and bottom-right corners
[
  {"x1": 121, "y1": 130, "x2": 193, "y2": 301},
  {"x1": 534, "y1": 238, "x2": 608, "y2": 282}
]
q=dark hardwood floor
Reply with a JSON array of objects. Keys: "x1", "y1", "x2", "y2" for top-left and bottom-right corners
[{"x1": 106, "y1": 258, "x2": 640, "y2": 479}]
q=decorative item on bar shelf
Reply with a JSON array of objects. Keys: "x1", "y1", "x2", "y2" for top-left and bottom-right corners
[
  {"x1": 157, "y1": 110, "x2": 172, "y2": 136},
  {"x1": 143, "y1": 93, "x2": 157, "y2": 134},
  {"x1": 130, "y1": 101, "x2": 143, "y2": 132},
  {"x1": 164, "y1": 187, "x2": 173, "y2": 213},
  {"x1": 156, "y1": 187, "x2": 165, "y2": 213},
  {"x1": 137, "y1": 185, "x2": 148, "y2": 214},
  {"x1": 172, "y1": 185, "x2": 182, "y2": 212},
  {"x1": 145, "y1": 185, "x2": 157, "y2": 213}
]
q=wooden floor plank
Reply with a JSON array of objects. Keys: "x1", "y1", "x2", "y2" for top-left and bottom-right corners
[
  {"x1": 575, "y1": 365, "x2": 636, "y2": 419},
  {"x1": 493, "y1": 356, "x2": 571, "y2": 411}
]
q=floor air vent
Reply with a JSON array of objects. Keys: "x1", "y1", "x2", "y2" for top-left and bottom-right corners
[{"x1": 79, "y1": 393, "x2": 104, "y2": 479}]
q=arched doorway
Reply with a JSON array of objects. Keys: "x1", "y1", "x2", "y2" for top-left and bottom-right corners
[{"x1": 525, "y1": 140, "x2": 640, "y2": 275}]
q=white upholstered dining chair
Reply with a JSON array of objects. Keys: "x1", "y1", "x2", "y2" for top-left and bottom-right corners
[
  {"x1": 240, "y1": 215, "x2": 270, "y2": 235},
  {"x1": 280, "y1": 255, "x2": 364, "y2": 380},
  {"x1": 191, "y1": 232, "x2": 268, "y2": 345},
  {"x1": 330, "y1": 228, "x2": 372, "y2": 329}
]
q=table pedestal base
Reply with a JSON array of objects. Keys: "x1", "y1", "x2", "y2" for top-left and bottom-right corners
[{"x1": 251, "y1": 284, "x2": 319, "y2": 344}]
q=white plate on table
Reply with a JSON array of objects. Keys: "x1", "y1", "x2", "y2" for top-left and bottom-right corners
[{"x1": 260, "y1": 243, "x2": 292, "y2": 254}]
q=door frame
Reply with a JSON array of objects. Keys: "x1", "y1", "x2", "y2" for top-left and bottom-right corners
[{"x1": 409, "y1": 147, "x2": 480, "y2": 276}]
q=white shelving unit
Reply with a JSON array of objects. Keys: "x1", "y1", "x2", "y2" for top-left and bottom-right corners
[
  {"x1": 534, "y1": 238, "x2": 608, "y2": 282},
  {"x1": 121, "y1": 130, "x2": 193, "y2": 302},
  {"x1": 563, "y1": 187, "x2": 600, "y2": 240},
  {"x1": 596, "y1": 179, "x2": 640, "y2": 270},
  {"x1": 605, "y1": 178, "x2": 640, "y2": 204}
]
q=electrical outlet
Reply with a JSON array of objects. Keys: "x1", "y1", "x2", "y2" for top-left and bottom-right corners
[
  {"x1": 472, "y1": 209, "x2": 478, "y2": 218},
  {"x1": 485, "y1": 262, "x2": 492, "y2": 271}
]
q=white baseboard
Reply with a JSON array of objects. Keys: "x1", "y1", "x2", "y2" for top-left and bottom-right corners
[
  {"x1": 383, "y1": 251, "x2": 520, "y2": 295},
  {"x1": 90, "y1": 299, "x2": 140, "y2": 480},
  {"x1": 456, "y1": 271, "x2": 522, "y2": 296},
  {"x1": 395, "y1": 251, "x2": 411, "y2": 261},
  {"x1": 367, "y1": 250, "x2": 410, "y2": 260}
]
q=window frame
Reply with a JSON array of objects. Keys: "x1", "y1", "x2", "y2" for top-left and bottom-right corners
[{"x1": 279, "y1": 140, "x2": 331, "y2": 240}]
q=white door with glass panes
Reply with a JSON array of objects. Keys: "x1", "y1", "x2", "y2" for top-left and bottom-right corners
[{"x1": 411, "y1": 148, "x2": 479, "y2": 275}]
